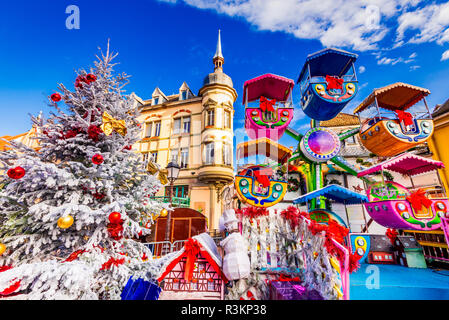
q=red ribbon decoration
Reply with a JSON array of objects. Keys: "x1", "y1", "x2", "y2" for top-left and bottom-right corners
[
  {"x1": 253, "y1": 170, "x2": 271, "y2": 188},
  {"x1": 63, "y1": 249, "x2": 87, "y2": 263},
  {"x1": 280, "y1": 206, "x2": 301, "y2": 229},
  {"x1": 259, "y1": 96, "x2": 276, "y2": 112},
  {"x1": 325, "y1": 75, "x2": 344, "y2": 90},
  {"x1": 184, "y1": 238, "x2": 200, "y2": 282},
  {"x1": 385, "y1": 228, "x2": 398, "y2": 245},
  {"x1": 100, "y1": 257, "x2": 125, "y2": 271},
  {"x1": 278, "y1": 274, "x2": 300, "y2": 282},
  {"x1": 0, "y1": 280, "x2": 21, "y2": 296},
  {"x1": 107, "y1": 219, "x2": 124, "y2": 241},
  {"x1": 406, "y1": 188, "x2": 432, "y2": 212},
  {"x1": 395, "y1": 110, "x2": 414, "y2": 126}
]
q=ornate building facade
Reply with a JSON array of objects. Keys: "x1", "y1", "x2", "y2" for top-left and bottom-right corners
[{"x1": 133, "y1": 31, "x2": 237, "y2": 231}]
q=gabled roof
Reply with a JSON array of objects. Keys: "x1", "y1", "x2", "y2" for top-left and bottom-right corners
[
  {"x1": 151, "y1": 87, "x2": 168, "y2": 101},
  {"x1": 432, "y1": 98, "x2": 449, "y2": 118},
  {"x1": 396, "y1": 235, "x2": 422, "y2": 249},
  {"x1": 157, "y1": 233, "x2": 227, "y2": 282},
  {"x1": 354, "y1": 82, "x2": 430, "y2": 114},
  {"x1": 319, "y1": 113, "x2": 360, "y2": 127}
]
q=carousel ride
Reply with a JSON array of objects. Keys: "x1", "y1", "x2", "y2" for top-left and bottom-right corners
[{"x1": 230, "y1": 46, "x2": 449, "y2": 300}]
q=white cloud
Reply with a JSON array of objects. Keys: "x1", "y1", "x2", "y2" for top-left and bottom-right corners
[
  {"x1": 182, "y1": 0, "x2": 421, "y2": 52},
  {"x1": 409, "y1": 52, "x2": 417, "y2": 59},
  {"x1": 358, "y1": 66, "x2": 366, "y2": 74},
  {"x1": 396, "y1": 2, "x2": 449, "y2": 45},
  {"x1": 409, "y1": 65, "x2": 420, "y2": 71},
  {"x1": 442, "y1": 50, "x2": 449, "y2": 61},
  {"x1": 377, "y1": 56, "x2": 404, "y2": 65}
]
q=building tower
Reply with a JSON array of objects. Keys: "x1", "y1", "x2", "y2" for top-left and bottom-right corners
[{"x1": 198, "y1": 30, "x2": 237, "y2": 230}]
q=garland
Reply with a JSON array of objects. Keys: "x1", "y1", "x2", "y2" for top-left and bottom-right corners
[{"x1": 287, "y1": 177, "x2": 300, "y2": 192}]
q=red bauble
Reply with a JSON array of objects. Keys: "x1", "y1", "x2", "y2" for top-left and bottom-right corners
[
  {"x1": 109, "y1": 212, "x2": 122, "y2": 224},
  {"x1": 7, "y1": 167, "x2": 26, "y2": 180},
  {"x1": 88, "y1": 125, "x2": 103, "y2": 142},
  {"x1": 92, "y1": 154, "x2": 104, "y2": 165},
  {"x1": 50, "y1": 93, "x2": 62, "y2": 102},
  {"x1": 86, "y1": 74, "x2": 97, "y2": 83},
  {"x1": 64, "y1": 130, "x2": 78, "y2": 139}
]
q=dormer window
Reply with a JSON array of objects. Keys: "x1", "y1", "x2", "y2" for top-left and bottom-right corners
[
  {"x1": 153, "y1": 97, "x2": 160, "y2": 106},
  {"x1": 181, "y1": 91, "x2": 187, "y2": 101}
]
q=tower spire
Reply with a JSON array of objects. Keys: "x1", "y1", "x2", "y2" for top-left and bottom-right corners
[{"x1": 213, "y1": 29, "x2": 224, "y2": 72}]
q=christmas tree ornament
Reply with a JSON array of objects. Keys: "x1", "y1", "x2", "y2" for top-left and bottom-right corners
[
  {"x1": 109, "y1": 212, "x2": 122, "y2": 224},
  {"x1": 101, "y1": 111, "x2": 127, "y2": 136},
  {"x1": 50, "y1": 93, "x2": 62, "y2": 102},
  {"x1": 0, "y1": 243, "x2": 6, "y2": 256},
  {"x1": 160, "y1": 209, "x2": 168, "y2": 217},
  {"x1": 92, "y1": 154, "x2": 104, "y2": 165},
  {"x1": 87, "y1": 124, "x2": 103, "y2": 142},
  {"x1": 7, "y1": 167, "x2": 26, "y2": 179},
  {"x1": 86, "y1": 74, "x2": 97, "y2": 83},
  {"x1": 57, "y1": 215, "x2": 74, "y2": 229}
]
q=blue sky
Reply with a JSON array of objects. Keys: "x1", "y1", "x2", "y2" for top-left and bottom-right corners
[{"x1": 1, "y1": 0, "x2": 449, "y2": 155}]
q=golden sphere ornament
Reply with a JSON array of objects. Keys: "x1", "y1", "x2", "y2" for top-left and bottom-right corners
[
  {"x1": 0, "y1": 243, "x2": 6, "y2": 256},
  {"x1": 160, "y1": 209, "x2": 168, "y2": 217},
  {"x1": 57, "y1": 215, "x2": 74, "y2": 229}
]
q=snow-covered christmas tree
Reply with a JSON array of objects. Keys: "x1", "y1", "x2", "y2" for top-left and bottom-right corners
[{"x1": 0, "y1": 43, "x2": 169, "y2": 300}]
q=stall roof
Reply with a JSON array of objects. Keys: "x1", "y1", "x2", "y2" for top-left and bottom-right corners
[
  {"x1": 353, "y1": 82, "x2": 430, "y2": 114},
  {"x1": 236, "y1": 138, "x2": 293, "y2": 164},
  {"x1": 242, "y1": 73, "x2": 294, "y2": 104},
  {"x1": 357, "y1": 153, "x2": 444, "y2": 178},
  {"x1": 297, "y1": 48, "x2": 358, "y2": 83},
  {"x1": 293, "y1": 184, "x2": 368, "y2": 205}
]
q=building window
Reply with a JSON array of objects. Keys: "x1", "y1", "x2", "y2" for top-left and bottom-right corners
[
  {"x1": 206, "y1": 109, "x2": 215, "y2": 127},
  {"x1": 223, "y1": 143, "x2": 231, "y2": 165},
  {"x1": 165, "y1": 185, "x2": 189, "y2": 198},
  {"x1": 171, "y1": 149, "x2": 179, "y2": 164},
  {"x1": 180, "y1": 148, "x2": 189, "y2": 169},
  {"x1": 181, "y1": 91, "x2": 187, "y2": 100},
  {"x1": 173, "y1": 118, "x2": 181, "y2": 135},
  {"x1": 183, "y1": 116, "x2": 191, "y2": 133},
  {"x1": 145, "y1": 122, "x2": 152, "y2": 137},
  {"x1": 151, "y1": 151, "x2": 158, "y2": 163},
  {"x1": 142, "y1": 153, "x2": 149, "y2": 164},
  {"x1": 224, "y1": 110, "x2": 231, "y2": 129},
  {"x1": 205, "y1": 142, "x2": 214, "y2": 164},
  {"x1": 153, "y1": 97, "x2": 159, "y2": 105},
  {"x1": 154, "y1": 121, "x2": 161, "y2": 137}
]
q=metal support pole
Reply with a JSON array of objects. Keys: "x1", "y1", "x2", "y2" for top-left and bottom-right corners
[{"x1": 163, "y1": 181, "x2": 174, "y2": 255}]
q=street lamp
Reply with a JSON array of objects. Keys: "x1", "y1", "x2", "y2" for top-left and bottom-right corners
[{"x1": 163, "y1": 161, "x2": 180, "y2": 254}]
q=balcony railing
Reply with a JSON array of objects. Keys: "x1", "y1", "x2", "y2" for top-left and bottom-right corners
[{"x1": 150, "y1": 196, "x2": 190, "y2": 208}]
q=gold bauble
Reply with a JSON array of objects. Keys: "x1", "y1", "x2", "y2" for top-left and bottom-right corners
[
  {"x1": 57, "y1": 215, "x2": 74, "y2": 229},
  {"x1": 160, "y1": 209, "x2": 168, "y2": 217},
  {"x1": 0, "y1": 243, "x2": 6, "y2": 256}
]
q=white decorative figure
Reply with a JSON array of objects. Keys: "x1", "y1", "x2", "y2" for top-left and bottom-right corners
[{"x1": 219, "y1": 209, "x2": 251, "y2": 280}]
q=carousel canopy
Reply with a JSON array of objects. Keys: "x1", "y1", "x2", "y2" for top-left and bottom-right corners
[
  {"x1": 236, "y1": 138, "x2": 293, "y2": 164},
  {"x1": 357, "y1": 153, "x2": 444, "y2": 178},
  {"x1": 297, "y1": 48, "x2": 358, "y2": 83},
  {"x1": 293, "y1": 184, "x2": 368, "y2": 205},
  {"x1": 353, "y1": 82, "x2": 431, "y2": 114},
  {"x1": 242, "y1": 73, "x2": 295, "y2": 104}
]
